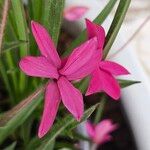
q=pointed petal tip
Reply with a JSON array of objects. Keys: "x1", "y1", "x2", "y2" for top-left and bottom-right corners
[
  {"x1": 38, "y1": 129, "x2": 45, "y2": 139},
  {"x1": 73, "y1": 105, "x2": 83, "y2": 122},
  {"x1": 31, "y1": 20, "x2": 35, "y2": 24},
  {"x1": 85, "y1": 18, "x2": 91, "y2": 23},
  {"x1": 76, "y1": 115, "x2": 82, "y2": 122},
  {"x1": 85, "y1": 87, "x2": 97, "y2": 96},
  {"x1": 31, "y1": 20, "x2": 38, "y2": 27},
  {"x1": 85, "y1": 91, "x2": 91, "y2": 96},
  {"x1": 112, "y1": 93, "x2": 120, "y2": 100}
]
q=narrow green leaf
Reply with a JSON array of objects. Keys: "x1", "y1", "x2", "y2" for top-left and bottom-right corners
[
  {"x1": 26, "y1": 137, "x2": 41, "y2": 150},
  {"x1": 0, "y1": 60, "x2": 14, "y2": 102},
  {"x1": 11, "y1": 0, "x2": 29, "y2": 93},
  {"x1": 29, "y1": 0, "x2": 42, "y2": 21},
  {"x1": 119, "y1": 79, "x2": 141, "y2": 88},
  {"x1": 63, "y1": 0, "x2": 117, "y2": 56},
  {"x1": 4, "y1": 142, "x2": 17, "y2": 150},
  {"x1": 42, "y1": 0, "x2": 65, "y2": 45},
  {"x1": 0, "y1": 0, "x2": 3, "y2": 6},
  {"x1": 41, "y1": 103, "x2": 99, "y2": 149},
  {"x1": 3, "y1": 10, "x2": 19, "y2": 95},
  {"x1": 28, "y1": 103, "x2": 99, "y2": 149},
  {"x1": 1, "y1": 40, "x2": 28, "y2": 54},
  {"x1": 103, "y1": 0, "x2": 131, "y2": 58},
  {"x1": 1, "y1": 53, "x2": 18, "y2": 98},
  {"x1": 55, "y1": 142, "x2": 76, "y2": 149},
  {"x1": 94, "y1": 96, "x2": 107, "y2": 124},
  {"x1": 0, "y1": 86, "x2": 45, "y2": 144},
  {"x1": 70, "y1": 132, "x2": 90, "y2": 142}
]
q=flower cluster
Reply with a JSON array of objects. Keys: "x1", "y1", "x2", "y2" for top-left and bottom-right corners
[{"x1": 19, "y1": 19, "x2": 129, "y2": 138}]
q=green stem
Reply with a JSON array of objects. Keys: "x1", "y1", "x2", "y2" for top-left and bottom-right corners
[
  {"x1": 103, "y1": 0, "x2": 131, "y2": 58},
  {"x1": 42, "y1": 0, "x2": 65, "y2": 45},
  {"x1": 94, "y1": 95, "x2": 107, "y2": 124},
  {"x1": 11, "y1": 0, "x2": 29, "y2": 94},
  {"x1": 0, "y1": 60, "x2": 14, "y2": 104},
  {"x1": 5, "y1": 52, "x2": 18, "y2": 93}
]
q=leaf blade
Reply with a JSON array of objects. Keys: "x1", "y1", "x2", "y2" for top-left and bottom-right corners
[
  {"x1": 11, "y1": 0, "x2": 29, "y2": 93},
  {"x1": 42, "y1": 0, "x2": 65, "y2": 45},
  {"x1": 119, "y1": 79, "x2": 141, "y2": 88},
  {"x1": 0, "y1": 85, "x2": 45, "y2": 144},
  {"x1": 103, "y1": 0, "x2": 131, "y2": 58}
]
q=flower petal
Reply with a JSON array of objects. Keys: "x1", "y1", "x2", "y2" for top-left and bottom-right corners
[
  {"x1": 100, "y1": 61, "x2": 129, "y2": 76},
  {"x1": 86, "y1": 68, "x2": 102, "y2": 95},
  {"x1": 96, "y1": 119, "x2": 118, "y2": 136},
  {"x1": 86, "y1": 68, "x2": 121, "y2": 100},
  {"x1": 94, "y1": 119, "x2": 118, "y2": 144},
  {"x1": 31, "y1": 21, "x2": 61, "y2": 67},
  {"x1": 86, "y1": 121, "x2": 95, "y2": 139},
  {"x1": 38, "y1": 81, "x2": 61, "y2": 138},
  {"x1": 64, "y1": 6, "x2": 89, "y2": 21},
  {"x1": 57, "y1": 76, "x2": 83, "y2": 121},
  {"x1": 59, "y1": 37, "x2": 99, "y2": 80},
  {"x1": 85, "y1": 19, "x2": 105, "y2": 50},
  {"x1": 19, "y1": 56, "x2": 59, "y2": 79},
  {"x1": 65, "y1": 52, "x2": 99, "y2": 80},
  {"x1": 61, "y1": 56, "x2": 68, "y2": 68}
]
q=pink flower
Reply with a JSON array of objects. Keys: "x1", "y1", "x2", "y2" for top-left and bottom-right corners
[
  {"x1": 85, "y1": 19, "x2": 130, "y2": 100},
  {"x1": 19, "y1": 21, "x2": 99, "y2": 138},
  {"x1": 86, "y1": 119, "x2": 118, "y2": 145},
  {"x1": 64, "y1": 6, "x2": 89, "y2": 21}
]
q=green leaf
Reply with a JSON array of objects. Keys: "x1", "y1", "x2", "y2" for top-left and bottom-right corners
[
  {"x1": 4, "y1": 142, "x2": 17, "y2": 150},
  {"x1": 0, "y1": 86, "x2": 45, "y2": 144},
  {"x1": 70, "y1": 132, "x2": 90, "y2": 142},
  {"x1": 29, "y1": 0, "x2": 42, "y2": 21},
  {"x1": 27, "y1": 103, "x2": 99, "y2": 149},
  {"x1": 94, "y1": 96, "x2": 107, "y2": 124},
  {"x1": 63, "y1": 0, "x2": 117, "y2": 56},
  {"x1": 1, "y1": 40, "x2": 28, "y2": 54},
  {"x1": 40, "y1": 103, "x2": 99, "y2": 149},
  {"x1": 119, "y1": 79, "x2": 141, "y2": 88},
  {"x1": 103, "y1": 0, "x2": 131, "y2": 58},
  {"x1": 0, "y1": 60, "x2": 14, "y2": 102},
  {"x1": 42, "y1": 0, "x2": 65, "y2": 45},
  {"x1": 11, "y1": 0, "x2": 29, "y2": 93}
]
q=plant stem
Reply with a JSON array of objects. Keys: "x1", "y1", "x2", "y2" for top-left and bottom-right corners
[
  {"x1": 0, "y1": 0, "x2": 16, "y2": 103},
  {"x1": 11, "y1": 0, "x2": 29, "y2": 94},
  {"x1": 0, "y1": 0, "x2": 10, "y2": 52},
  {"x1": 103, "y1": 0, "x2": 131, "y2": 59},
  {"x1": 94, "y1": 95, "x2": 107, "y2": 124}
]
